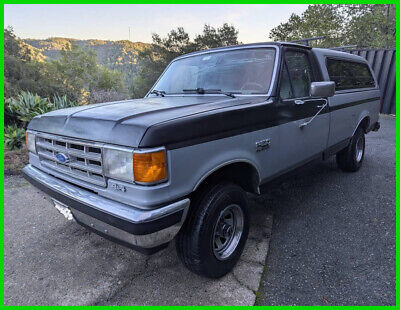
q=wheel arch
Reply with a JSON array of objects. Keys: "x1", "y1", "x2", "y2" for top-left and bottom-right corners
[
  {"x1": 353, "y1": 112, "x2": 370, "y2": 136},
  {"x1": 193, "y1": 159, "x2": 261, "y2": 195}
]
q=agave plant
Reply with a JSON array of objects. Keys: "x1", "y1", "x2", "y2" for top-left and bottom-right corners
[
  {"x1": 52, "y1": 94, "x2": 78, "y2": 109},
  {"x1": 7, "y1": 91, "x2": 52, "y2": 126},
  {"x1": 4, "y1": 124, "x2": 26, "y2": 150}
]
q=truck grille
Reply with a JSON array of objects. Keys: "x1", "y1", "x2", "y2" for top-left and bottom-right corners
[{"x1": 36, "y1": 134, "x2": 106, "y2": 187}]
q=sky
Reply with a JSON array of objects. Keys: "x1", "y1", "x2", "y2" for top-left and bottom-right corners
[{"x1": 4, "y1": 4, "x2": 309, "y2": 43}]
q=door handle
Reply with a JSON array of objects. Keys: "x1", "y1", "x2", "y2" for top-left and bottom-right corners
[{"x1": 294, "y1": 99, "x2": 305, "y2": 105}]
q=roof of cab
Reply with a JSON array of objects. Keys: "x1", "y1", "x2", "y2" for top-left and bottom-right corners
[
  {"x1": 174, "y1": 41, "x2": 368, "y2": 63},
  {"x1": 173, "y1": 41, "x2": 311, "y2": 60}
]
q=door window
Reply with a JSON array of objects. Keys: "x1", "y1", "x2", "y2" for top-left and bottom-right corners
[{"x1": 284, "y1": 51, "x2": 314, "y2": 98}]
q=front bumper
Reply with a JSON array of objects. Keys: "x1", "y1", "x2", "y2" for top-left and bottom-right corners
[{"x1": 22, "y1": 164, "x2": 190, "y2": 254}]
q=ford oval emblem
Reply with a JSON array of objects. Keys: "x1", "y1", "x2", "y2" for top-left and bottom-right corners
[{"x1": 55, "y1": 153, "x2": 69, "y2": 163}]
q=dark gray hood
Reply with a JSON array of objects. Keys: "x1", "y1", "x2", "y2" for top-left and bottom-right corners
[{"x1": 28, "y1": 96, "x2": 268, "y2": 148}]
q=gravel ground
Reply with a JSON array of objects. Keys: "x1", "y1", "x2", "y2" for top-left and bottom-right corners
[{"x1": 257, "y1": 115, "x2": 396, "y2": 306}]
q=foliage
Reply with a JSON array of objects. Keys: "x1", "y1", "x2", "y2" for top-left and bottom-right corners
[
  {"x1": 24, "y1": 38, "x2": 151, "y2": 97},
  {"x1": 4, "y1": 28, "x2": 126, "y2": 103},
  {"x1": 133, "y1": 23, "x2": 240, "y2": 98},
  {"x1": 269, "y1": 5, "x2": 345, "y2": 47},
  {"x1": 49, "y1": 44, "x2": 126, "y2": 103},
  {"x1": 87, "y1": 89, "x2": 127, "y2": 104},
  {"x1": 5, "y1": 98, "x2": 20, "y2": 127},
  {"x1": 194, "y1": 23, "x2": 239, "y2": 50},
  {"x1": 51, "y1": 94, "x2": 78, "y2": 110},
  {"x1": 4, "y1": 125, "x2": 26, "y2": 150},
  {"x1": 269, "y1": 4, "x2": 396, "y2": 48},
  {"x1": 342, "y1": 4, "x2": 396, "y2": 49},
  {"x1": 8, "y1": 91, "x2": 51, "y2": 126},
  {"x1": 7, "y1": 91, "x2": 77, "y2": 128},
  {"x1": 4, "y1": 27, "x2": 62, "y2": 99}
]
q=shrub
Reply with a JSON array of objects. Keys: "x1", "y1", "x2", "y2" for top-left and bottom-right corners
[
  {"x1": 87, "y1": 89, "x2": 127, "y2": 104},
  {"x1": 4, "y1": 125, "x2": 25, "y2": 150},
  {"x1": 7, "y1": 91, "x2": 52, "y2": 127},
  {"x1": 4, "y1": 98, "x2": 21, "y2": 126},
  {"x1": 7, "y1": 91, "x2": 78, "y2": 128},
  {"x1": 52, "y1": 94, "x2": 78, "y2": 109}
]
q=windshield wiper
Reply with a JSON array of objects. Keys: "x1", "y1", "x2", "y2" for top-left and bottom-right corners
[
  {"x1": 182, "y1": 88, "x2": 239, "y2": 98},
  {"x1": 150, "y1": 89, "x2": 166, "y2": 97}
]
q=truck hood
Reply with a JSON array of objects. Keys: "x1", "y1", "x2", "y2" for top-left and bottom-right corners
[{"x1": 28, "y1": 96, "x2": 269, "y2": 148}]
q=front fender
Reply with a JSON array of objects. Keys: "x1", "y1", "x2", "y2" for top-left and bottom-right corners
[{"x1": 168, "y1": 134, "x2": 263, "y2": 199}]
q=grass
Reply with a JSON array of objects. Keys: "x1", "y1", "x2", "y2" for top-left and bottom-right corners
[{"x1": 4, "y1": 146, "x2": 29, "y2": 176}]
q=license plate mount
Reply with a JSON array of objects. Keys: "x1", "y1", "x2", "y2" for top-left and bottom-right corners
[{"x1": 52, "y1": 199, "x2": 74, "y2": 221}]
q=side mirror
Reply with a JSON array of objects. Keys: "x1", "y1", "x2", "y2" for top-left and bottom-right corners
[{"x1": 310, "y1": 81, "x2": 335, "y2": 98}]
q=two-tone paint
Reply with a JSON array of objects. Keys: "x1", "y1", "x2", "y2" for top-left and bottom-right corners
[{"x1": 23, "y1": 42, "x2": 380, "y2": 252}]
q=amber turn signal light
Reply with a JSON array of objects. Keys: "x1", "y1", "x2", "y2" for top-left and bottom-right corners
[{"x1": 133, "y1": 150, "x2": 167, "y2": 184}]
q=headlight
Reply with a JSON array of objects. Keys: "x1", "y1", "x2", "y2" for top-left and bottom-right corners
[
  {"x1": 103, "y1": 147, "x2": 168, "y2": 185},
  {"x1": 25, "y1": 131, "x2": 37, "y2": 154},
  {"x1": 103, "y1": 147, "x2": 134, "y2": 183}
]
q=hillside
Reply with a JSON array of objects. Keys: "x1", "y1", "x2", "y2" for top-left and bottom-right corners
[
  {"x1": 24, "y1": 37, "x2": 151, "y2": 66},
  {"x1": 23, "y1": 38, "x2": 152, "y2": 87}
]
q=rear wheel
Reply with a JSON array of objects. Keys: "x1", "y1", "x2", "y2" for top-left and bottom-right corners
[
  {"x1": 336, "y1": 127, "x2": 365, "y2": 172},
  {"x1": 176, "y1": 182, "x2": 249, "y2": 278}
]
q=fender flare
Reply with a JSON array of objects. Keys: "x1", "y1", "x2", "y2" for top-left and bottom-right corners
[
  {"x1": 192, "y1": 159, "x2": 261, "y2": 193},
  {"x1": 352, "y1": 110, "x2": 370, "y2": 136}
]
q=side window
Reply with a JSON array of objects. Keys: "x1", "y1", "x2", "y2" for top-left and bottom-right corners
[
  {"x1": 285, "y1": 51, "x2": 314, "y2": 98},
  {"x1": 327, "y1": 59, "x2": 375, "y2": 90},
  {"x1": 279, "y1": 63, "x2": 293, "y2": 100},
  {"x1": 351, "y1": 62, "x2": 376, "y2": 88}
]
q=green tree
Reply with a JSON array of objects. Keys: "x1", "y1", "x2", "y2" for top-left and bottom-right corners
[
  {"x1": 50, "y1": 44, "x2": 125, "y2": 103},
  {"x1": 269, "y1": 5, "x2": 345, "y2": 47},
  {"x1": 194, "y1": 23, "x2": 240, "y2": 49},
  {"x1": 4, "y1": 28, "x2": 125, "y2": 104},
  {"x1": 269, "y1": 4, "x2": 396, "y2": 48},
  {"x1": 342, "y1": 4, "x2": 396, "y2": 48},
  {"x1": 4, "y1": 27, "x2": 66, "y2": 99}
]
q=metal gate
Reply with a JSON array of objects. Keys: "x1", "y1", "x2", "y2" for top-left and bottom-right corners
[{"x1": 345, "y1": 49, "x2": 396, "y2": 114}]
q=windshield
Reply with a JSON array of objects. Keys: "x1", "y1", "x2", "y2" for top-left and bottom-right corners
[{"x1": 151, "y1": 48, "x2": 276, "y2": 95}]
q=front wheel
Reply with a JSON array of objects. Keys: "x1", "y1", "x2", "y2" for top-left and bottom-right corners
[
  {"x1": 176, "y1": 182, "x2": 249, "y2": 278},
  {"x1": 336, "y1": 127, "x2": 365, "y2": 172}
]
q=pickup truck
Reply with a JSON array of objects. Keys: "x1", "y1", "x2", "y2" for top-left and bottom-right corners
[{"x1": 23, "y1": 42, "x2": 380, "y2": 278}]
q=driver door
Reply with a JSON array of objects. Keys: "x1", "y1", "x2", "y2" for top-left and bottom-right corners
[{"x1": 276, "y1": 48, "x2": 330, "y2": 169}]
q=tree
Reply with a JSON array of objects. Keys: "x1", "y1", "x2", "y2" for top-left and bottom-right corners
[
  {"x1": 133, "y1": 23, "x2": 240, "y2": 98},
  {"x1": 194, "y1": 23, "x2": 239, "y2": 49},
  {"x1": 4, "y1": 28, "x2": 126, "y2": 104},
  {"x1": 4, "y1": 27, "x2": 65, "y2": 98},
  {"x1": 43, "y1": 44, "x2": 125, "y2": 103},
  {"x1": 269, "y1": 5, "x2": 345, "y2": 47},
  {"x1": 269, "y1": 4, "x2": 396, "y2": 48},
  {"x1": 342, "y1": 4, "x2": 396, "y2": 48}
]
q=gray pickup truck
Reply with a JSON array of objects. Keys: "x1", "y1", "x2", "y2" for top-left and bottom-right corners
[{"x1": 23, "y1": 42, "x2": 380, "y2": 278}]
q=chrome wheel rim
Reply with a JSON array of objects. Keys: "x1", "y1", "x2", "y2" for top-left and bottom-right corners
[
  {"x1": 213, "y1": 204, "x2": 244, "y2": 260},
  {"x1": 355, "y1": 136, "x2": 364, "y2": 162}
]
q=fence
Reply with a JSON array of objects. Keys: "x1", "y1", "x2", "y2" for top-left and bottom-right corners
[{"x1": 345, "y1": 48, "x2": 396, "y2": 114}]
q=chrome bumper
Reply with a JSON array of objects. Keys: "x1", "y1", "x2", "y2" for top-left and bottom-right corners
[{"x1": 22, "y1": 164, "x2": 190, "y2": 254}]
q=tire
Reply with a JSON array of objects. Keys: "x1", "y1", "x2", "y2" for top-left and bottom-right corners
[
  {"x1": 176, "y1": 182, "x2": 249, "y2": 278},
  {"x1": 336, "y1": 127, "x2": 365, "y2": 172}
]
